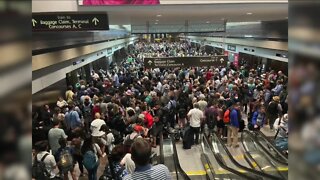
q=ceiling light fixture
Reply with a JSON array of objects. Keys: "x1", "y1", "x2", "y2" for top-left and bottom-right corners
[
  {"x1": 206, "y1": 21, "x2": 210, "y2": 23},
  {"x1": 156, "y1": 19, "x2": 159, "y2": 22},
  {"x1": 155, "y1": 22, "x2": 158, "y2": 24},
  {"x1": 246, "y1": 12, "x2": 253, "y2": 15},
  {"x1": 156, "y1": 14, "x2": 162, "y2": 17}
]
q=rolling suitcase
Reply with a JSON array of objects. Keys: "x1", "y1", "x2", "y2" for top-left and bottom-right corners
[{"x1": 182, "y1": 126, "x2": 193, "y2": 149}]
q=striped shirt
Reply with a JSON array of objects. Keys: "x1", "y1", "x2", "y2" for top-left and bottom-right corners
[{"x1": 123, "y1": 164, "x2": 171, "y2": 180}]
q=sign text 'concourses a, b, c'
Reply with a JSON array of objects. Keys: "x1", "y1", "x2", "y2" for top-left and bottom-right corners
[{"x1": 32, "y1": 12, "x2": 109, "y2": 31}]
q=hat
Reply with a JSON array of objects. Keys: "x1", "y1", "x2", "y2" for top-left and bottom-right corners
[
  {"x1": 138, "y1": 114, "x2": 145, "y2": 119},
  {"x1": 126, "y1": 90, "x2": 133, "y2": 96},
  {"x1": 199, "y1": 94, "x2": 206, "y2": 100},
  {"x1": 150, "y1": 91, "x2": 157, "y2": 97},
  {"x1": 273, "y1": 96, "x2": 280, "y2": 102},
  {"x1": 134, "y1": 125, "x2": 143, "y2": 132}
]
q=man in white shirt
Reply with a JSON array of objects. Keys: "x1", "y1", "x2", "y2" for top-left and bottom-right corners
[
  {"x1": 187, "y1": 103, "x2": 204, "y2": 144},
  {"x1": 91, "y1": 113, "x2": 106, "y2": 155},
  {"x1": 34, "y1": 140, "x2": 59, "y2": 179}
]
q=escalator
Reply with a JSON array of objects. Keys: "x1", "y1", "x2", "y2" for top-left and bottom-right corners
[
  {"x1": 211, "y1": 132, "x2": 281, "y2": 180},
  {"x1": 201, "y1": 134, "x2": 255, "y2": 180},
  {"x1": 241, "y1": 130, "x2": 288, "y2": 179},
  {"x1": 160, "y1": 134, "x2": 190, "y2": 180},
  {"x1": 254, "y1": 131, "x2": 288, "y2": 164}
]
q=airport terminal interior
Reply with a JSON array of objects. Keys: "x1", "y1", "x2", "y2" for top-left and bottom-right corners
[{"x1": 32, "y1": 1, "x2": 289, "y2": 180}]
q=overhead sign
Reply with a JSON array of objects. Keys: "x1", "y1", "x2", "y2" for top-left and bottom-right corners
[
  {"x1": 32, "y1": 12, "x2": 109, "y2": 31},
  {"x1": 144, "y1": 56, "x2": 228, "y2": 68},
  {"x1": 227, "y1": 44, "x2": 237, "y2": 52}
]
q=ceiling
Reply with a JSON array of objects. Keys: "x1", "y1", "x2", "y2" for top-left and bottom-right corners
[{"x1": 78, "y1": 3, "x2": 288, "y2": 25}]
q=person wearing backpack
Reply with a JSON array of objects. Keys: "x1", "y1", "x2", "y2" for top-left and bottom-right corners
[
  {"x1": 33, "y1": 140, "x2": 59, "y2": 180},
  {"x1": 123, "y1": 125, "x2": 145, "y2": 153},
  {"x1": 55, "y1": 138, "x2": 76, "y2": 180},
  {"x1": 267, "y1": 96, "x2": 283, "y2": 130},
  {"x1": 81, "y1": 136, "x2": 103, "y2": 180},
  {"x1": 100, "y1": 144, "x2": 128, "y2": 180},
  {"x1": 165, "y1": 96, "x2": 177, "y2": 128},
  {"x1": 249, "y1": 105, "x2": 266, "y2": 131},
  {"x1": 204, "y1": 102, "x2": 217, "y2": 138},
  {"x1": 227, "y1": 102, "x2": 241, "y2": 148}
]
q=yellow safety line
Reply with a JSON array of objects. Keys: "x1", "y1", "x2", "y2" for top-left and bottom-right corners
[{"x1": 184, "y1": 167, "x2": 288, "y2": 176}]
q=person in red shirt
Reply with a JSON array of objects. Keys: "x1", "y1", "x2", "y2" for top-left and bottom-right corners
[
  {"x1": 206, "y1": 69, "x2": 213, "y2": 82},
  {"x1": 83, "y1": 0, "x2": 160, "y2": 5}
]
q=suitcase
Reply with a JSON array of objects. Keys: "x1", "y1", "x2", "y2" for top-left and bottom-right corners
[
  {"x1": 182, "y1": 126, "x2": 193, "y2": 149},
  {"x1": 239, "y1": 119, "x2": 245, "y2": 132}
]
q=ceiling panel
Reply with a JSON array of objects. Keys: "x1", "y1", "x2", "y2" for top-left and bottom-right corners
[{"x1": 78, "y1": 3, "x2": 288, "y2": 25}]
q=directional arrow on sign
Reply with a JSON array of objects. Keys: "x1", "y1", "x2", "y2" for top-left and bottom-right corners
[
  {"x1": 148, "y1": 60, "x2": 153, "y2": 65},
  {"x1": 32, "y1": 19, "x2": 37, "y2": 27},
  {"x1": 220, "y1": 58, "x2": 225, "y2": 63},
  {"x1": 92, "y1": 17, "x2": 99, "y2": 26}
]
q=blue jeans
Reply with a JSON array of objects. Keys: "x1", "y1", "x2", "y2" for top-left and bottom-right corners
[{"x1": 87, "y1": 163, "x2": 99, "y2": 180}]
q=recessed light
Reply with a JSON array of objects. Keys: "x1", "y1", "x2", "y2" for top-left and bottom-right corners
[
  {"x1": 246, "y1": 12, "x2": 253, "y2": 15},
  {"x1": 156, "y1": 19, "x2": 159, "y2": 22},
  {"x1": 285, "y1": 17, "x2": 288, "y2": 19},
  {"x1": 206, "y1": 21, "x2": 210, "y2": 23},
  {"x1": 156, "y1": 14, "x2": 162, "y2": 17},
  {"x1": 155, "y1": 22, "x2": 158, "y2": 24}
]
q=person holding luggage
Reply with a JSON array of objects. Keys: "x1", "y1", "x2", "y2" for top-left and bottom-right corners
[{"x1": 187, "y1": 103, "x2": 204, "y2": 145}]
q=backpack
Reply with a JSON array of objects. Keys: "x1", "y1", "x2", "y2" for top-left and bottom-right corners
[
  {"x1": 207, "y1": 112, "x2": 216, "y2": 129},
  {"x1": 58, "y1": 149, "x2": 73, "y2": 173},
  {"x1": 83, "y1": 150, "x2": 98, "y2": 170},
  {"x1": 32, "y1": 153, "x2": 50, "y2": 180},
  {"x1": 168, "y1": 100, "x2": 177, "y2": 115},
  {"x1": 123, "y1": 134, "x2": 139, "y2": 147},
  {"x1": 267, "y1": 101, "x2": 278, "y2": 115},
  {"x1": 110, "y1": 129, "x2": 123, "y2": 145},
  {"x1": 223, "y1": 109, "x2": 231, "y2": 124}
]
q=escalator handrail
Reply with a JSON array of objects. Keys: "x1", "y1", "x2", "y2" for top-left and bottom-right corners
[
  {"x1": 202, "y1": 153, "x2": 216, "y2": 179},
  {"x1": 255, "y1": 130, "x2": 288, "y2": 161},
  {"x1": 246, "y1": 130, "x2": 288, "y2": 165},
  {"x1": 159, "y1": 133, "x2": 164, "y2": 164},
  {"x1": 213, "y1": 132, "x2": 281, "y2": 180},
  {"x1": 170, "y1": 135, "x2": 191, "y2": 180},
  {"x1": 241, "y1": 131, "x2": 287, "y2": 179},
  {"x1": 203, "y1": 136, "x2": 256, "y2": 180}
]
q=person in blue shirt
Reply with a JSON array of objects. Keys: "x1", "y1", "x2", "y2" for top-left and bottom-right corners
[
  {"x1": 272, "y1": 80, "x2": 283, "y2": 96},
  {"x1": 65, "y1": 104, "x2": 82, "y2": 135},
  {"x1": 251, "y1": 105, "x2": 266, "y2": 131},
  {"x1": 227, "y1": 102, "x2": 241, "y2": 148}
]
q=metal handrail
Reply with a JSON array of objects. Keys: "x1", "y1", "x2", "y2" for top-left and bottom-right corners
[{"x1": 214, "y1": 132, "x2": 281, "y2": 180}]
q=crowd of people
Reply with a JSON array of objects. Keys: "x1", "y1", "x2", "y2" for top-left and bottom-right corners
[{"x1": 32, "y1": 40, "x2": 288, "y2": 179}]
